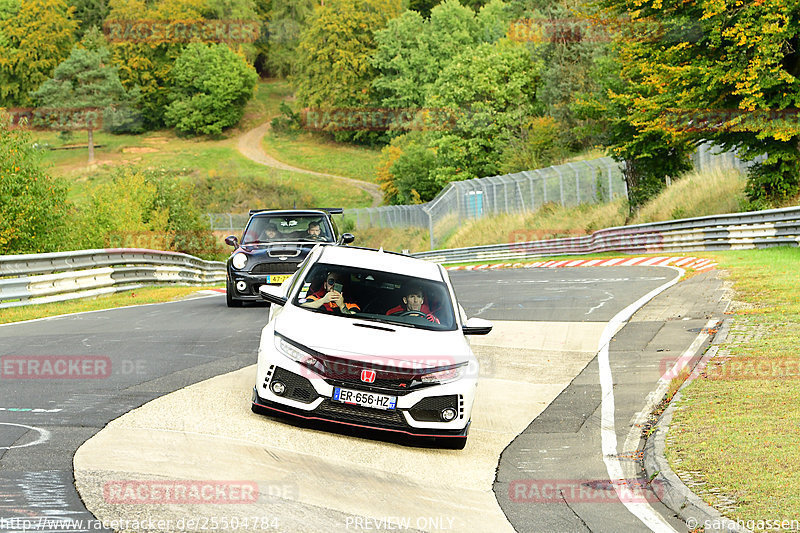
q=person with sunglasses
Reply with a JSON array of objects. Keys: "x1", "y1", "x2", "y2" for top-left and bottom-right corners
[
  {"x1": 301, "y1": 271, "x2": 360, "y2": 314},
  {"x1": 386, "y1": 284, "x2": 439, "y2": 323}
]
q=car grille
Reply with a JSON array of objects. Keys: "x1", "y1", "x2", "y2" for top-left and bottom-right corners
[
  {"x1": 271, "y1": 367, "x2": 318, "y2": 404},
  {"x1": 316, "y1": 357, "x2": 430, "y2": 394},
  {"x1": 250, "y1": 262, "x2": 300, "y2": 274},
  {"x1": 316, "y1": 400, "x2": 407, "y2": 428},
  {"x1": 408, "y1": 395, "x2": 459, "y2": 422}
]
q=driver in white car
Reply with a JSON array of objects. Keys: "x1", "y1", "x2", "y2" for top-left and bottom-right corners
[{"x1": 386, "y1": 284, "x2": 440, "y2": 323}]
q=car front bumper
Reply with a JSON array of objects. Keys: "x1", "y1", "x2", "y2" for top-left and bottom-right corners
[{"x1": 252, "y1": 387, "x2": 470, "y2": 439}]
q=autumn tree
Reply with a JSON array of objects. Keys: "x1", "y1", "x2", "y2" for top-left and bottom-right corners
[
  {"x1": 0, "y1": 0, "x2": 77, "y2": 106},
  {"x1": 598, "y1": 0, "x2": 800, "y2": 206},
  {"x1": 293, "y1": 0, "x2": 402, "y2": 141}
]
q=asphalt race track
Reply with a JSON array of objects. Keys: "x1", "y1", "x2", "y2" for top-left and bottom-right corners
[{"x1": 0, "y1": 266, "x2": 729, "y2": 532}]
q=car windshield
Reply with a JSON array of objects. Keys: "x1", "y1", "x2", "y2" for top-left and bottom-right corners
[
  {"x1": 292, "y1": 263, "x2": 456, "y2": 331},
  {"x1": 242, "y1": 215, "x2": 334, "y2": 244}
]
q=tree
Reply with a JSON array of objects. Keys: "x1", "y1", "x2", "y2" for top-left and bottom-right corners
[
  {"x1": 372, "y1": 0, "x2": 512, "y2": 116},
  {"x1": 104, "y1": 0, "x2": 206, "y2": 128},
  {"x1": 33, "y1": 43, "x2": 130, "y2": 162},
  {"x1": 164, "y1": 42, "x2": 257, "y2": 135},
  {"x1": 262, "y1": 0, "x2": 314, "y2": 77},
  {"x1": 69, "y1": 0, "x2": 108, "y2": 38},
  {"x1": 0, "y1": 0, "x2": 77, "y2": 106},
  {"x1": 0, "y1": 111, "x2": 71, "y2": 253},
  {"x1": 293, "y1": 0, "x2": 402, "y2": 141},
  {"x1": 598, "y1": 0, "x2": 800, "y2": 206}
]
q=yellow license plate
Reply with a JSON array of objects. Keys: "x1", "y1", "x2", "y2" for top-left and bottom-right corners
[{"x1": 266, "y1": 274, "x2": 291, "y2": 284}]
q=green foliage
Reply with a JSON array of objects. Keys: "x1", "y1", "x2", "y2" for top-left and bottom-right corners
[
  {"x1": 372, "y1": 0, "x2": 512, "y2": 111},
  {"x1": 262, "y1": 0, "x2": 314, "y2": 77},
  {"x1": 0, "y1": 0, "x2": 77, "y2": 106},
  {"x1": 74, "y1": 167, "x2": 218, "y2": 257},
  {"x1": 597, "y1": 0, "x2": 800, "y2": 207},
  {"x1": 500, "y1": 115, "x2": 566, "y2": 173},
  {"x1": 164, "y1": 42, "x2": 257, "y2": 135},
  {"x1": 0, "y1": 113, "x2": 71, "y2": 253},
  {"x1": 68, "y1": 0, "x2": 108, "y2": 37},
  {"x1": 384, "y1": 133, "x2": 439, "y2": 204},
  {"x1": 743, "y1": 140, "x2": 800, "y2": 206},
  {"x1": 293, "y1": 0, "x2": 402, "y2": 141},
  {"x1": 32, "y1": 45, "x2": 130, "y2": 118},
  {"x1": 104, "y1": 0, "x2": 205, "y2": 128}
]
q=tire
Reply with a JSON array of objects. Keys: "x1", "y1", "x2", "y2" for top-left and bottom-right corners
[{"x1": 226, "y1": 280, "x2": 243, "y2": 308}]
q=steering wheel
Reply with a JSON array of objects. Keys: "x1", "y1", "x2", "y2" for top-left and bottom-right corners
[{"x1": 398, "y1": 310, "x2": 426, "y2": 318}]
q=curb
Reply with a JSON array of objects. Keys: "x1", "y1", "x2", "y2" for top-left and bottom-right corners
[
  {"x1": 642, "y1": 318, "x2": 752, "y2": 533},
  {"x1": 446, "y1": 256, "x2": 718, "y2": 272}
]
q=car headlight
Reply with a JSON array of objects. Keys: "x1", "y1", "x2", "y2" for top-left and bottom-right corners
[
  {"x1": 275, "y1": 335, "x2": 321, "y2": 368},
  {"x1": 420, "y1": 363, "x2": 468, "y2": 384},
  {"x1": 231, "y1": 252, "x2": 248, "y2": 270}
]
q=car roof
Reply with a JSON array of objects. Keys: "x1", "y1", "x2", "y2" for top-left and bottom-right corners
[
  {"x1": 316, "y1": 246, "x2": 444, "y2": 282},
  {"x1": 251, "y1": 209, "x2": 334, "y2": 218}
]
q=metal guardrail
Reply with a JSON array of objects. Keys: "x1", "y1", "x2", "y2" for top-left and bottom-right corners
[
  {"x1": 412, "y1": 206, "x2": 800, "y2": 263},
  {"x1": 0, "y1": 249, "x2": 225, "y2": 309}
]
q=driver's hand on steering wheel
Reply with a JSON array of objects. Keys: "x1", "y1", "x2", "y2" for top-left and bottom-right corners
[{"x1": 425, "y1": 313, "x2": 440, "y2": 324}]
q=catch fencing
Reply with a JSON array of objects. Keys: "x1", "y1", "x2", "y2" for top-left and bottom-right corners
[
  {"x1": 352, "y1": 157, "x2": 627, "y2": 249},
  {"x1": 412, "y1": 205, "x2": 800, "y2": 264},
  {"x1": 206, "y1": 145, "x2": 758, "y2": 249},
  {"x1": 0, "y1": 249, "x2": 225, "y2": 309}
]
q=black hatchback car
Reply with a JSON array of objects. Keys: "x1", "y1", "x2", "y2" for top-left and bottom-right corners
[{"x1": 224, "y1": 208, "x2": 354, "y2": 307}]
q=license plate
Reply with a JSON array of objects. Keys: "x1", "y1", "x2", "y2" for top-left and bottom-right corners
[
  {"x1": 266, "y1": 274, "x2": 291, "y2": 284},
  {"x1": 333, "y1": 387, "x2": 397, "y2": 411}
]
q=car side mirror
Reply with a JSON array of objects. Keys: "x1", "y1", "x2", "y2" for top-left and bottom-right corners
[
  {"x1": 225, "y1": 235, "x2": 238, "y2": 247},
  {"x1": 259, "y1": 285, "x2": 287, "y2": 306},
  {"x1": 339, "y1": 233, "x2": 355, "y2": 245},
  {"x1": 462, "y1": 317, "x2": 492, "y2": 335}
]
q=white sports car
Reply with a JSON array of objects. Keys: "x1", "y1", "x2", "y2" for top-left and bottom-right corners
[{"x1": 252, "y1": 244, "x2": 492, "y2": 449}]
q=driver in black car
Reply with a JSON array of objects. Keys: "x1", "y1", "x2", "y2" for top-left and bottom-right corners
[{"x1": 386, "y1": 284, "x2": 440, "y2": 324}]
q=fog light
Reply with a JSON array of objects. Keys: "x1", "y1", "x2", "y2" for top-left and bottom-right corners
[
  {"x1": 236, "y1": 280, "x2": 247, "y2": 292},
  {"x1": 441, "y1": 407, "x2": 457, "y2": 422},
  {"x1": 271, "y1": 381, "x2": 286, "y2": 395}
]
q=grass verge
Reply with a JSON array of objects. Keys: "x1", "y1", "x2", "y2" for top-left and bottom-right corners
[
  {"x1": 0, "y1": 285, "x2": 222, "y2": 325},
  {"x1": 665, "y1": 247, "x2": 800, "y2": 521},
  {"x1": 262, "y1": 131, "x2": 381, "y2": 182}
]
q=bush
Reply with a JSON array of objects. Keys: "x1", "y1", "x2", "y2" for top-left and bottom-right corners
[
  {"x1": 74, "y1": 167, "x2": 222, "y2": 259},
  {"x1": 500, "y1": 116, "x2": 566, "y2": 173},
  {"x1": 165, "y1": 43, "x2": 258, "y2": 136},
  {"x1": 0, "y1": 115, "x2": 72, "y2": 254}
]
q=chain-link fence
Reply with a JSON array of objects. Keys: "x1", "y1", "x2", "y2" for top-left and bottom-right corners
[
  {"x1": 351, "y1": 157, "x2": 626, "y2": 249},
  {"x1": 206, "y1": 146, "x2": 760, "y2": 250}
]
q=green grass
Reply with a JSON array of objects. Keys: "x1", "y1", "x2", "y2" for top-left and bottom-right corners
[
  {"x1": 236, "y1": 78, "x2": 294, "y2": 132},
  {"x1": 262, "y1": 131, "x2": 381, "y2": 182},
  {"x1": 0, "y1": 285, "x2": 222, "y2": 325},
  {"x1": 34, "y1": 130, "x2": 372, "y2": 210},
  {"x1": 666, "y1": 248, "x2": 800, "y2": 521}
]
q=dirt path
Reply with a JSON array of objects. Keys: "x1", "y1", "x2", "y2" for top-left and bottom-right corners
[{"x1": 237, "y1": 121, "x2": 382, "y2": 207}]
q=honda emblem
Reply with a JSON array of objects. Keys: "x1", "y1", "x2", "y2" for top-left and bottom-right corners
[{"x1": 360, "y1": 369, "x2": 376, "y2": 383}]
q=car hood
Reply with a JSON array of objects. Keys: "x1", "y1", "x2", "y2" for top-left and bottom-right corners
[
  {"x1": 274, "y1": 307, "x2": 472, "y2": 368},
  {"x1": 240, "y1": 242, "x2": 320, "y2": 259}
]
